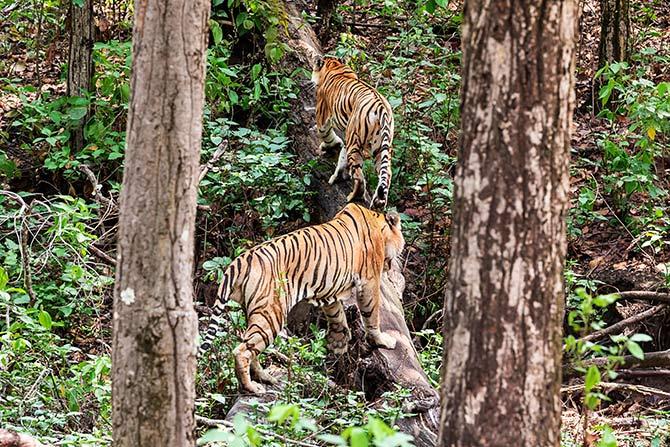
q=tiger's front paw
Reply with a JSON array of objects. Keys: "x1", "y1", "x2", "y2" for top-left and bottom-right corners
[
  {"x1": 369, "y1": 331, "x2": 397, "y2": 350},
  {"x1": 327, "y1": 326, "x2": 351, "y2": 354},
  {"x1": 241, "y1": 380, "x2": 267, "y2": 395}
]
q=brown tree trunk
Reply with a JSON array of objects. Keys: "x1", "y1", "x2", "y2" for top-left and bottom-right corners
[
  {"x1": 112, "y1": 0, "x2": 209, "y2": 446},
  {"x1": 598, "y1": 0, "x2": 630, "y2": 68},
  {"x1": 438, "y1": 1, "x2": 577, "y2": 446},
  {"x1": 316, "y1": 0, "x2": 338, "y2": 40},
  {"x1": 67, "y1": 0, "x2": 94, "y2": 152}
]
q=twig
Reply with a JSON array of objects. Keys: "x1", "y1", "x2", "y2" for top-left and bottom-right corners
[
  {"x1": 614, "y1": 369, "x2": 670, "y2": 378},
  {"x1": 577, "y1": 304, "x2": 666, "y2": 343},
  {"x1": 567, "y1": 349, "x2": 670, "y2": 375},
  {"x1": 21, "y1": 204, "x2": 36, "y2": 305},
  {"x1": 343, "y1": 20, "x2": 401, "y2": 30},
  {"x1": 199, "y1": 140, "x2": 228, "y2": 183},
  {"x1": 78, "y1": 164, "x2": 117, "y2": 211},
  {"x1": 616, "y1": 291, "x2": 670, "y2": 304},
  {"x1": 0, "y1": 191, "x2": 36, "y2": 305},
  {"x1": 562, "y1": 382, "x2": 670, "y2": 400},
  {"x1": 195, "y1": 415, "x2": 320, "y2": 447},
  {"x1": 88, "y1": 244, "x2": 116, "y2": 266}
]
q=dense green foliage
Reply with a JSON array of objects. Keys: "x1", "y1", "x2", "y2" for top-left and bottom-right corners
[{"x1": 1, "y1": 0, "x2": 669, "y2": 445}]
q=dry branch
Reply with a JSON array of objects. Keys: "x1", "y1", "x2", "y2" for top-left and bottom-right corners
[
  {"x1": 78, "y1": 164, "x2": 117, "y2": 211},
  {"x1": 615, "y1": 368, "x2": 670, "y2": 378},
  {"x1": 562, "y1": 381, "x2": 670, "y2": 400},
  {"x1": 577, "y1": 304, "x2": 667, "y2": 343},
  {"x1": 616, "y1": 291, "x2": 670, "y2": 304},
  {"x1": 0, "y1": 191, "x2": 36, "y2": 304},
  {"x1": 88, "y1": 243, "x2": 117, "y2": 266},
  {"x1": 565, "y1": 349, "x2": 670, "y2": 378},
  {"x1": 199, "y1": 140, "x2": 228, "y2": 183}
]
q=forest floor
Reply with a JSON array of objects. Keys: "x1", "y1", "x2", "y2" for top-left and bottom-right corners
[{"x1": 1, "y1": 0, "x2": 670, "y2": 445}]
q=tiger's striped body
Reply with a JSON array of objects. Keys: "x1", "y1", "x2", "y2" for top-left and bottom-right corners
[
  {"x1": 199, "y1": 203, "x2": 404, "y2": 394},
  {"x1": 312, "y1": 58, "x2": 395, "y2": 210}
]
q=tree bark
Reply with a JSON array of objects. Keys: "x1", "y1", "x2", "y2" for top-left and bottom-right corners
[
  {"x1": 112, "y1": 0, "x2": 209, "y2": 446},
  {"x1": 67, "y1": 0, "x2": 94, "y2": 152},
  {"x1": 439, "y1": 1, "x2": 577, "y2": 447},
  {"x1": 598, "y1": 0, "x2": 630, "y2": 68}
]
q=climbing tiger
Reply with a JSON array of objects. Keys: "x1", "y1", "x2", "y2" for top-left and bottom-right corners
[
  {"x1": 199, "y1": 203, "x2": 404, "y2": 394},
  {"x1": 312, "y1": 57, "x2": 395, "y2": 210}
]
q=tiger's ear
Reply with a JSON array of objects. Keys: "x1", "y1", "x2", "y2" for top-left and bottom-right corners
[
  {"x1": 314, "y1": 56, "x2": 325, "y2": 71},
  {"x1": 385, "y1": 211, "x2": 401, "y2": 229}
]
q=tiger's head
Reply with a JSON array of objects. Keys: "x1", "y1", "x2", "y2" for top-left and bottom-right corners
[
  {"x1": 382, "y1": 211, "x2": 404, "y2": 271},
  {"x1": 311, "y1": 57, "x2": 357, "y2": 86}
]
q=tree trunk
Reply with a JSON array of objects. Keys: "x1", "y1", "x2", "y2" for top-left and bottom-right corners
[
  {"x1": 316, "y1": 0, "x2": 338, "y2": 40},
  {"x1": 112, "y1": 0, "x2": 209, "y2": 446},
  {"x1": 439, "y1": 1, "x2": 577, "y2": 446},
  {"x1": 67, "y1": 0, "x2": 94, "y2": 152},
  {"x1": 598, "y1": 0, "x2": 630, "y2": 68}
]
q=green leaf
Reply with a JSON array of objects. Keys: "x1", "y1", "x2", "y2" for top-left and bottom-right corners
[
  {"x1": 317, "y1": 434, "x2": 347, "y2": 446},
  {"x1": 0, "y1": 266, "x2": 8, "y2": 289},
  {"x1": 267, "y1": 403, "x2": 299, "y2": 427},
  {"x1": 629, "y1": 333, "x2": 652, "y2": 343},
  {"x1": 73, "y1": 0, "x2": 84, "y2": 7},
  {"x1": 210, "y1": 20, "x2": 223, "y2": 45},
  {"x1": 626, "y1": 340, "x2": 644, "y2": 359},
  {"x1": 68, "y1": 106, "x2": 88, "y2": 121},
  {"x1": 584, "y1": 365, "x2": 601, "y2": 393},
  {"x1": 229, "y1": 90, "x2": 239, "y2": 105},
  {"x1": 592, "y1": 294, "x2": 618, "y2": 307},
  {"x1": 196, "y1": 428, "x2": 234, "y2": 445},
  {"x1": 39, "y1": 310, "x2": 53, "y2": 330},
  {"x1": 349, "y1": 427, "x2": 369, "y2": 447},
  {"x1": 597, "y1": 425, "x2": 618, "y2": 447},
  {"x1": 251, "y1": 63, "x2": 262, "y2": 80}
]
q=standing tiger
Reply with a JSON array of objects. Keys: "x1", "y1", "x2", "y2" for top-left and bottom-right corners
[
  {"x1": 312, "y1": 57, "x2": 395, "y2": 210},
  {"x1": 199, "y1": 203, "x2": 404, "y2": 394}
]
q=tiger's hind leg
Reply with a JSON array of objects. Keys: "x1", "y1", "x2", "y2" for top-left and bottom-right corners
[
  {"x1": 317, "y1": 118, "x2": 343, "y2": 152},
  {"x1": 251, "y1": 357, "x2": 278, "y2": 385},
  {"x1": 328, "y1": 145, "x2": 349, "y2": 185},
  {"x1": 234, "y1": 312, "x2": 280, "y2": 394},
  {"x1": 357, "y1": 279, "x2": 396, "y2": 350},
  {"x1": 321, "y1": 298, "x2": 351, "y2": 354},
  {"x1": 344, "y1": 135, "x2": 371, "y2": 203}
]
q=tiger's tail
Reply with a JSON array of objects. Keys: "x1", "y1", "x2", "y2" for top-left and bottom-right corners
[
  {"x1": 198, "y1": 264, "x2": 237, "y2": 356},
  {"x1": 371, "y1": 106, "x2": 393, "y2": 210}
]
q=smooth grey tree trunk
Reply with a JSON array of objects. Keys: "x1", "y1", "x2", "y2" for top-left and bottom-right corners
[
  {"x1": 67, "y1": 0, "x2": 94, "y2": 152},
  {"x1": 439, "y1": 1, "x2": 577, "y2": 446},
  {"x1": 112, "y1": 0, "x2": 209, "y2": 446}
]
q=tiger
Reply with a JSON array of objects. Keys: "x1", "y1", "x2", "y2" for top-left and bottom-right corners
[
  {"x1": 311, "y1": 57, "x2": 395, "y2": 210},
  {"x1": 199, "y1": 203, "x2": 404, "y2": 394}
]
